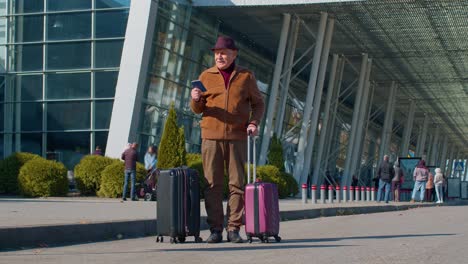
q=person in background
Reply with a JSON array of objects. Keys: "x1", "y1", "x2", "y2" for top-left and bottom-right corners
[
  {"x1": 190, "y1": 36, "x2": 265, "y2": 243},
  {"x1": 121, "y1": 142, "x2": 139, "y2": 202},
  {"x1": 411, "y1": 160, "x2": 429, "y2": 203},
  {"x1": 376, "y1": 155, "x2": 394, "y2": 203},
  {"x1": 391, "y1": 160, "x2": 404, "y2": 202},
  {"x1": 434, "y1": 168, "x2": 444, "y2": 203},
  {"x1": 144, "y1": 146, "x2": 158, "y2": 172},
  {"x1": 425, "y1": 171, "x2": 434, "y2": 202},
  {"x1": 93, "y1": 146, "x2": 103, "y2": 156}
]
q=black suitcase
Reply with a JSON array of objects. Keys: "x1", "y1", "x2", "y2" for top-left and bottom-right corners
[{"x1": 156, "y1": 168, "x2": 202, "y2": 243}]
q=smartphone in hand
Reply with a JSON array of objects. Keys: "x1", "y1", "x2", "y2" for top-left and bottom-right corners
[{"x1": 191, "y1": 80, "x2": 207, "y2": 92}]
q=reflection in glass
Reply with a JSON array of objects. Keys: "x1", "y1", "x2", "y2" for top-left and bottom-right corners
[
  {"x1": 96, "y1": 0, "x2": 130, "y2": 8},
  {"x1": 21, "y1": 102, "x2": 43, "y2": 131},
  {"x1": 95, "y1": 40, "x2": 124, "y2": 68},
  {"x1": 47, "y1": 0, "x2": 91, "y2": 11},
  {"x1": 95, "y1": 100, "x2": 113, "y2": 129},
  {"x1": 13, "y1": 15, "x2": 43, "y2": 43},
  {"x1": 14, "y1": 44, "x2": 43, "y2": 71},
  {"x1": 94, "y1": 131, "x2": 108, "y2": 155},
  {"x1": 21, "y1": 133, "x2": 42, "y2": 155},
  {"x1": 14, "y1": 0, "x2": 44, "y2": 13},
  {"x1": 16, "y1": 75, "x2": 42, "y2": 101},
  {"x1": 95, "y1": 10, "x2": 129, "y2": 38},
  {"x1": 46, "y1": 72, "x2": 90, "y2": 99},
  {"x1": 47, "y1": 42, "x2": 91, "y2": 70},
  {"x1": 95, "y1": 71, "x2": 117, "y2": 98},
  {"x1": 0, "y1": 103, "x2": 3, "y2": 131},
  {"x1": 47, "y1": 101, "x2": 90, "y2": 130},
  {"x1": 47, "y1": 132, "x2": 90, "y2": 169},
  {"x1": 47, "y1": 13, "x2": 91, "y2": 41}
]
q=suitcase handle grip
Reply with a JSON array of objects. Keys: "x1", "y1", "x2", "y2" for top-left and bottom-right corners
[{"x1": 247, "y1": 133, "x2": 256, "y2": 184}]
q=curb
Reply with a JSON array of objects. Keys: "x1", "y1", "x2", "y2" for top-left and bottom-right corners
[{"x1": 1, "y1": 200, "x2": 466, "y2": 250}]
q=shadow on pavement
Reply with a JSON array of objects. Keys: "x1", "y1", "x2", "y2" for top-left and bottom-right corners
[{"x1": 283, "y1": 233, "x2": 457, "y2": 243}]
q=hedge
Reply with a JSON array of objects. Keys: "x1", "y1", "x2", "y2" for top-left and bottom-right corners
[
  {"x1": 18, "y1": 157, "x2": 68, "y2": 197},
  {"x1": 74, "y1": 155, "x2": 117, "y2": 195},
  {"x1": 0, "y1": 152, "x2": 41, "y2": 194},
  {"x1": 97, "y1": 161, "x2": 146, "y2": 198}
]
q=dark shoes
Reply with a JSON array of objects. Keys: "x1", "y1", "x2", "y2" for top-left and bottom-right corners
[
  {"x1": 121, "y1": 198, "x2": 127, "y2": 202},
  {"x1": 206, "y1": 231, "x2": 223, "y2": 243},
  {"x1": 227, "y1": 230, "x2": 244, "y2": 243}
]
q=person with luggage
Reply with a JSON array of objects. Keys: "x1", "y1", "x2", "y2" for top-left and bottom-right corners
[
  {"x1": 121, "y1": 142, "x2": 139, "y2": 202},
  {"x1": 190, "y1": 35, "x2": 265, "y2": 243},
  {"x1": 376, "y1": 155, "x2": 394, "y2": 203}
]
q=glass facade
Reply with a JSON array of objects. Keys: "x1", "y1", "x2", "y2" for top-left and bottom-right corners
[{"x1": 0, "y1": 0, "x2": 130, "y2": 168}]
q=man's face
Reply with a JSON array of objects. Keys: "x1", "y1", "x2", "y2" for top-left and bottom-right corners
[{"x1": 214, "y1": 48, "x2": 237, "y2": 70}]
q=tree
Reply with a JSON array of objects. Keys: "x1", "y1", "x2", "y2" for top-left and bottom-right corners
[{"x1": 157, "y1": 103, "x2": 187, "y2": 169}]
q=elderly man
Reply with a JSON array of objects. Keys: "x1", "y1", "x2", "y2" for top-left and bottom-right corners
[
  {"x1": 376, "y1": 155, "x2": 394, "y2": 203},
  {"x1": 190, "y1": 36, "x2": 265, "y2": 243},
  {"x1": 121, "y1": 142, "x2": 139, "y2": 201}
]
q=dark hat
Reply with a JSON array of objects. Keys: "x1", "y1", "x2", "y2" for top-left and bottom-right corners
[{"x1": 211, "y1": 36, "x2": 238, "y2": 51}]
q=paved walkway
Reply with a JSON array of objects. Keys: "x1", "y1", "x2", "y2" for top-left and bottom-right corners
[{"x1": 1, "y1": 196, "x2": 465, "y2": 250}]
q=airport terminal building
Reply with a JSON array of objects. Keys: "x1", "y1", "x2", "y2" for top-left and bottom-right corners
[{"x1": 1, "y1": 0, "x2": 467, "y2": 186}]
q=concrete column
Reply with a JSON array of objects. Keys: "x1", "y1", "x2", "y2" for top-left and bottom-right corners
[
  {"x1": 259, "y1": 13, "x2": 291, "y2": 165},
  {"x1": 301, "y1": 18, "x2": 335, "y2": 185},
  {"x1": 429, "y1": 127, "x2": 440, "y2": 165},
  {"x1": 106, "y1": 0, "x2": 159, "y2": 157},
  {"x1": 416, "y1": 114, "x2": 429, "y2": 157},
  {"x1": 439, "y1": 137, "x2": 449, "y2": 172},
  {"x1": 292, "y1": 12, "x2": 328, "y2": 185},
  {"x1": 400, "y1": 101, "x2": 416, "y2": 157},
  {"x1": 349, "y1": 59, "x2": 373, "y2": 184},
  {"x1": 342, "y1": 54, "x2": 368, "y2": 187},
  {"x1": 275, "y1": 17, "x2": 299, "y2": 138},
  {"x1": 446, "y1": 146, "x2": 455, "y2": 177},
  {"x1": 311, "y1": 54, "x2": 339, "y2": 185},
  {"x1": 378, "y1": 82, "x2": 397, "y2": 163}
]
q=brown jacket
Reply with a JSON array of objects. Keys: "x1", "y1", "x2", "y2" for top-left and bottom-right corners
[{"x1": 190, "y1": 65, "x2": 265, "y2": 140}]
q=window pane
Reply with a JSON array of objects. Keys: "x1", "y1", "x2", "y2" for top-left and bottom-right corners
[
  {"x1": 96, "y1": 0, "x2": 130, "y2": 8},
  {"x1": 0, "y1": 75, "x2": 5, "y2": 101},
  {"x1": 21, "y1": 102, "x2": 43, "y2": 131},
  {"x1": 47, "y1": 0, "x2": 91, "y2": 11},
  {"x1": 0, "y1": 18, "x2": 7, "y2": 44},
  {"x1": 0, "y1": 104, "x2": 3, "y2": 131},
  {"x1": 47, "y1": 42, "x2": 90, "y2": 70},
  {"x1": 13, "y1": 44, "x2": 43, "y2": 71},
  {"x1": 47, "y1": 13, "x2": 91, "y2": 41},
  {"x1": 95, "y1": 10, "x2": 129, "y2": 38},
  {"x1": 95, "y1": 100, "x2": 113, "y2": 129},
  {"x1": 46, "y1": 72, "x2": 90, "y2": 99},
  {"x1": 14, "y1": 0, "x2": 44, "y2": 13},
  {"x1": 94, "y1": 131, "x2": 108, "y2": 155},
  {"x1": 95, "y1": 71, "x2": 117, "y2": 98},
  {"x1": 95, "y1": 40, "x2": 123, "y2": 68},
  {"x1": 16, "y1": 75, "x2": 42, "y2": 101},
  {"x1": 21, "y1": 133, "x2": 42, "y2": 155},
  {"x1": 47, "y1": 101, "x2": 90, "y2": 130},
  {"x1": 47, "y1": 132, "x2": 90, "y2": 169},
  {"x1": 13, "y1": 15, "x2": 43, "y2": 43}
]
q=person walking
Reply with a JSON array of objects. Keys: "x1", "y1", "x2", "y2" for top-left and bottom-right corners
[
  {"x1": 391, "y1": 160, "x2": 404, "y2": 202},
  {"x1": 425, "y1": 171, "x2": 434, "y2": 202},
  {"x1": 190, "y1": 36, "x2": 265, "y2": 243},
  {"x1": 434, "y1": 168, "x2": 444, "y2": 203},
  {"x1": 376, "y1": 155, "x2": 394, "y2": 203},
  {"x1": 411, "y1": 160, "x2": 429, "y2": 203},
  {"x1": 121, "y1": 142, "x2": 139, "y2": 201}
]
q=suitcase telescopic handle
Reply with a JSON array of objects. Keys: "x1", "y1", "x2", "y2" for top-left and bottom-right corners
[{"x1": 247, "y1": 132, "x2": 256, "y2": 184}]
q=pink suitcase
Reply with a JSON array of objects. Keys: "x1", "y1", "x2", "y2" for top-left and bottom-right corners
[{"x1": 244, "y1": 134, "x2": 281, "y2": 243}]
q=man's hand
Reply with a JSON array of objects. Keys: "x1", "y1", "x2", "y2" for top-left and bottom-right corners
[
  {"x1": 191, "y1": 88, "x2": 202, "y2": 102},
  {"x1": 247, "y1": 123, "x2": 258, "y2": 136}
]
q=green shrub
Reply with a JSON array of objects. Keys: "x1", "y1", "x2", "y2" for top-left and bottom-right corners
[
  {"x1": 267, "y1": 134, "x2": 285, "y2": 171},
  {"x1": 255, "y1": 165, "x2": 289, "y2": 198},
  {"x1": 97, "y1": 161, "x2": 146, "y2": 198},
  {"x1": 186, "y1": 153, "x2": 208, "y2": 199},
  {"x1": 0, "y1": 152, "x2": 41, "y2": 194},
  {"x1": 74, "y1": 155, "x2": 116, "y2": 195},
  {"x1": 18, "y1": 158, "x2": 68, "y2": 197},
  {"x1": 282, "y1": 172, "x2": 299, "y2": 197},
  {"x1": 158, "y1": 103, "x2": 187, "y2": 169}
]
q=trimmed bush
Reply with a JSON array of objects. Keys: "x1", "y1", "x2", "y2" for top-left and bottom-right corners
[
  {"x1": 158, "y1": 103, "x2": 187, "y2": 169},
  {"x1": 282, "y1": 172, "x2": 299, "y2": 197},
  {"x1": 186, "y1": 153, "x2": 208, "y2": 198},
  {"x1": 97, "y1": 161, "x2": 146, "y2": 198},
  {"x1": 74, "y1": 155, "x2": 116, "y2": 195},
  {"x1": 18, "y1": 158, "x2": 68, "y2": 197},
  {"x1": 0, "y1": 152, "x2": 41, "y2": 194},
  {"x1": 267, "y1": 134, "x2": 285, "y2": 171},
  {"x1": 255, "y1": 165, "x2": 289, "y2": 198}
]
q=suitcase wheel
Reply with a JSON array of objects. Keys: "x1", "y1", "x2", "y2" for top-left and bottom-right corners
[
  {"x1": 262, "y1": 235, "x2": 269, "y2": 243},
  {"x1": 156, "y1": 236, "x2": 164, "y2": 243},
  {"x1": 274, "y1": 235, "x2": 282, "y2": 242},
  {"x1": 144, "y1": 193, "x2": 152, "y2": 201},
  {"x1": 195, "y1": 236, "x2": 203, "y2": 243},
  {"x1": 247, "y1": 235, "x2": 253, "y2": 244},
  {"x1": 177, "y1": 236, "x2": 186, "y2": 243},
  {"x1": 170, "y1": 237, "x2": 176, "y2": 244}
]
